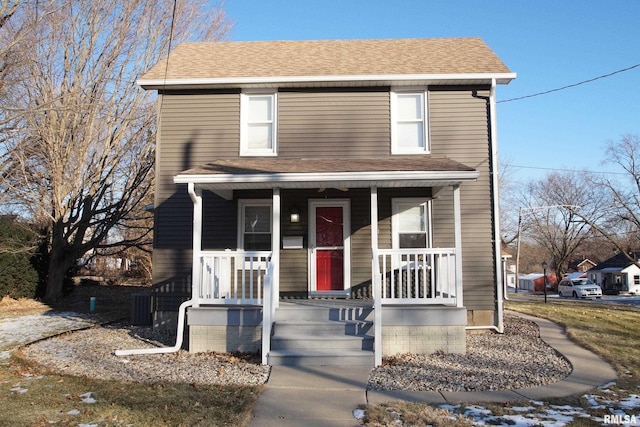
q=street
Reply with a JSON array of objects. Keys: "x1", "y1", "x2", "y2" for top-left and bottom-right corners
[{"x1": 507, "y1": 288, "x2": 640, "y2": 308}]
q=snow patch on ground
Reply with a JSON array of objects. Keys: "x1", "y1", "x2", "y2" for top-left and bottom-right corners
[
  {"x1": 434, "y1": 396, "x2": 640, "y2": 427},
  {"x1": 620, "y1": 394, "x2": 640, "y2": 409},
  {"x1": 353, "y1": 408, "x2": 365, "y2": 420},
  {"x1": 0, "y1": 312, "x2": 96, "y2": 358},
  {"x1": 79, "y1": 392, "x2": 97, "y2": 404}
]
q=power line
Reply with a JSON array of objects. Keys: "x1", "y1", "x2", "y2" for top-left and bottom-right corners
[
  {"x1": 163, "y1": 0, "x2": 177, "y2": 83},
  {"x1": 500, "y1": 164, "x2": 628, "y2": 175},
  {"x1": 498, "y1": 63, "x2": 640, "y2": 103}
]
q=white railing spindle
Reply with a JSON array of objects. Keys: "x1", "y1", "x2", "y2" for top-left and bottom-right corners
[
  {"x1": 377, "y1": 248, "x2": 458, "y2": 305},
  {"x1": 196, "y1": 250, "x2": 271, "y2": 305}
]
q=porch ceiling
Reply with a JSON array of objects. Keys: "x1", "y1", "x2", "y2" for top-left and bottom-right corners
[{"x1": 174, "y1": 157, "x2": 479, "y2": 194}]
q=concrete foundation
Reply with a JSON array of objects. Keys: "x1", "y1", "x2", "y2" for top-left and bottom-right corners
[
  {"x1": 187, "y1": 306, "x2": 262, "y2": 353},
  {"x1": 466, "y1": 309, "x2": 495, "y2": 327},
  {"x1": 185, "y1": 304, "x2": 470, "y2": 356},
  {"x1": 381, "y1": 305, "x2": 467, "y2": 355}
]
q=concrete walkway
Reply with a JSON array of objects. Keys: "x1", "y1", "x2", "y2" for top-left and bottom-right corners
[
  {"x1": 249, "y1": 365, "x2": 372, "y2": 426},
  {"x1": 248, "y1": 312, "x2": 618, "y2": 426}
]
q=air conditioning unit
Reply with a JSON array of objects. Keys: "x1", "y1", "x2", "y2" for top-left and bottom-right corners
[{"x1": 130, "y1": 293, "x2": 152, "y2": 325}]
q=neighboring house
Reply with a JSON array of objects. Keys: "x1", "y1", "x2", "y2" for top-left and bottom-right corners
[
  {"x1": 504, "y1": 263, "x2": 517, "y2": 290},
  {"x1": 588, "y1": 251, "x2": 640, "y2": 294},
  {"x1": 79, "y1": 253, "x2": 131, "y2": 274},
  {"x1": 137, "y1": 38, "x2": 515, "y2": 366},
  {"x1": 501, "y1": 246, "x2": 516, "y2": 292},
  {"x1": 568, "y1": 257, "x2": 597, "y2": 273}
]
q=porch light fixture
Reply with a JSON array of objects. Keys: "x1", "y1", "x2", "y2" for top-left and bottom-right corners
[{"x1": 290, "y1": 207, "x2": 300, "y2": 223}]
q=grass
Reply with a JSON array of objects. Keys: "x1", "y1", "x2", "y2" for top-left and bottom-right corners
[
  {"x1": 0, "y1": 282, "x2": 263, "y2": 426},
  {"x1": 361, "y1": 297, "x2": 640, "y2": 426},
  {"x1": 359, "y1": 401, "x2": 474, "y2": 426},
  {"x1": 4, "y1": 286, "x2": 640, "y2": 425},
  {"x1": 505, "y1": 298, "x2": 640, "y2": 377},
  {"x1": 0, "y1": 355, "x2": 262, "y2": 426}
]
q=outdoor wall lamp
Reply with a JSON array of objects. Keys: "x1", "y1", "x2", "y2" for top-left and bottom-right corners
[{"x1": 290, "y1": 207, "x2": 300, "y2": 223}]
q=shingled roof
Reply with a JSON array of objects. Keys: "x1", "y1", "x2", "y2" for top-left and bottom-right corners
[
  {"x1": 174, "y1": 157, "x2": 479, "y2": 191},
  {"x1": 139, "y1": 37, "x2": 515, "y2": 89}
]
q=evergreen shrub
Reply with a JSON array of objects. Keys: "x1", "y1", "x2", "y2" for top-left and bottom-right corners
[{"x1": 0, "y1": 217, "x2": 39, "y2": 299}]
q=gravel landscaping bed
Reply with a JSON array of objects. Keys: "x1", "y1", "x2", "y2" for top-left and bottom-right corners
[
  {"x1": 21, "y1": 323, "x2": 270, "y2": 386},
  {"x1": 368, "y1": 313, "x2": 573, "y2": 392},
  {"x1": 20, "y1": 314, "x2": 571, "y2": 391}
]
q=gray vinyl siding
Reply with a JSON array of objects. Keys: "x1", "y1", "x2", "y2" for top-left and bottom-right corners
[
  {"x1": 429, "y1": 88, "x2": 495, "y2": 310},
  {"x1": 431, "y1": 188, "x2": 455, "y2": 248},
  {"x1": 279, "y1": 189, "x2": 310, "y2": 293},
  {"x1": 152, "y1": 87, "x2": 497, "y2": 312},
  {"x1": 348, "y1": 189, "x2": 372, "y2": 290},
  {"x1": 156, "y1": 92, "x2": 239, "y2": 200},
  {"x1": 278, "y1": 90, "x2": 390, "y2": 158},
  {"x1": 153, "y1": 92, "x2": 240, "y2": 288}
]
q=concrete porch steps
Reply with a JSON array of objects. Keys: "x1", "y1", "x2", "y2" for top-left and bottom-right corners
[
  {"x1": 273, "y1": 319, "x2": 373, "y2": 336},
  {"x1": 267, "y1": 349, "x2": 375, "y2": 366},
  {"x1": 267, "y1": 301, "x2": 375, "y2": 366}
]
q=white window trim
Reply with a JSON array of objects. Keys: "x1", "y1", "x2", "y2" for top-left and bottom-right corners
[
  {"x1": 390, "y1": 89, "x2": 430, "y2": 155},
  {"x1": 237, "y1": 199, "x2": 273, "y2": 250},
  {"x1": 240, "y1": 92, "x2": 277, "y2": 156},
  {"x1": 391, "y1": 198, "x2": 433, "y2": 249}
]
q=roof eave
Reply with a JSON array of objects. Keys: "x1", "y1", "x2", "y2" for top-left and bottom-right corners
[
  {"x1": 138, "y1": 73, "x2": 517, "y2": 90},
  {"x1": 174, "y1": 170, "x2": 480, "y2": 190}
]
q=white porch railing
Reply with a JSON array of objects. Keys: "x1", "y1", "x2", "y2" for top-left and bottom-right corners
[
  {"x1": 376, "y1": 248, "x2": 459, "y2": 305},
  {"x1": 194, "y1": 250, "x2": 271, "y2": 306},
  {"x1": 373, "y1": 247, "x2": 460, "y2": 367},
  {"x1": 194, "y1": 248, "x2": 458, "y2": 366}
]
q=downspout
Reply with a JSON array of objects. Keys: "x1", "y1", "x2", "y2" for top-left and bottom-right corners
[
  {"x1": 116, "y1": 182, "x2": 200, "y2": 356},
  {"x1": 489, "y1": 78, "x2": 505, "y2": 333},
  {"x1": 115, "y1": 299, "x2": 193, "y2": 356}
]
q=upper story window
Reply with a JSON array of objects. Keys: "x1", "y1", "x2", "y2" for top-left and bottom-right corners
[
  {"x1": 240, "y1": 92, "x2": 277, "y2": 156},
  {"x1": 391, "y1": 90, "x2": 429, "y2": 154}
]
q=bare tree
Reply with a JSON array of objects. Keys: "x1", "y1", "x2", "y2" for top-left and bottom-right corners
[
  {"x1": 574, "y1": 134, "x2": 640, "y2": 263},
  {"x1": 498, "y1": 156, "x2": 520, "y2": 246},
  {"x1": 1, "y1": 0, "x2": 231, "y2": 301},
  {"x1": 1, "y1": 0, "x2": 29, "y2": 199},
  {"x1": 517, "y1": 170, "x2": 605, "y2": 279}
]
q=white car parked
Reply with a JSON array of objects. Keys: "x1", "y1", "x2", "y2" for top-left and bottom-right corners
[{"x1": 558, "y1": 278, "x2": 602, "y2": 299}]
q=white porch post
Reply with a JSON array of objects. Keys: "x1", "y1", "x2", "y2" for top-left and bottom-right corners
[
  {"x1": 272, "y1": 188, "x2": 280, "y2": 307},
  {"x1": 188, "y1": 183, "x2": 203, "y2": 307},
  {"x1": 453, "y1": 184, "x2": 464, "y2": 307},
  {"x1": 371, "y1": 186, "x2": 382, "y2": 367},
  {"x1": 262, "y1": 188, "x2": 280, "y2": 365}
]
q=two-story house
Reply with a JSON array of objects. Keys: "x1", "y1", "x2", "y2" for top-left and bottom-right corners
[{"x1": 134, "y1": 38, "x2": 515, "y2": 366}]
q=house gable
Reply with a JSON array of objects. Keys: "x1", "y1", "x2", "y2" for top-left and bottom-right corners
[{"x1": 591, "y1": 252, "x2": 640, "y2": 271}]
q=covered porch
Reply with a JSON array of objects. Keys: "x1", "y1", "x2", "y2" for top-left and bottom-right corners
[{"x1": 174, "y1": 157, "x2": 478, "y2": 366}]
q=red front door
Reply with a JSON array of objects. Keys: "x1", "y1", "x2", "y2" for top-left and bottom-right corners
[{"x1": 315, "y1": 206, "x2": 344, "y2": 291}]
